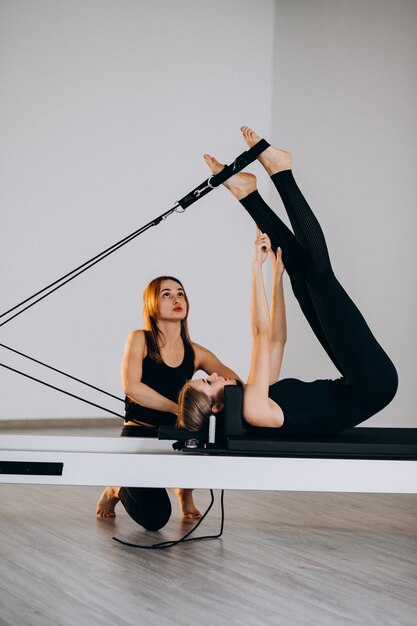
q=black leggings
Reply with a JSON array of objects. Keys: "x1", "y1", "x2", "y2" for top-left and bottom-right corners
[
  {"x1": 118, "y1": 426, "x2": 171, "y2": 531},
  {"x1": 240, "y1": 170, "x2": 398, "y2": 430}
]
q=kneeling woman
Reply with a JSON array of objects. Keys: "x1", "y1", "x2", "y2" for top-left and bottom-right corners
[
  {"x1": 97, "y1": 275, "x2": 240, "y2": 527},
  {"x1": 177, "y1": 127, "x2": 398, "y2": 435}
]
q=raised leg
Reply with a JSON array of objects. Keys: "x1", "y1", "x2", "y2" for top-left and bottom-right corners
[
  {"x1": 203, "y1": 152, "x2": 345, "y2": 374},
  {"x1": 241, "y1": 127, "x2": 397, "y2": 409},
  {"x1": 241, "y1": 126, "x2": 332, "y2": 278},
  {"x1": 239, "y1": 190, "x2": 345, "y2": 375}
]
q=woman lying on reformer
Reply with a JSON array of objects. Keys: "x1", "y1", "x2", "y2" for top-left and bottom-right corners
[{"x1": 177, "y1": 127, "x2": 398, "y2": 436}]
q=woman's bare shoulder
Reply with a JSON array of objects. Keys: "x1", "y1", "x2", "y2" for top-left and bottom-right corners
[
  {"x1": 191, "y1": 342, "x2": 214, "y2": 361},
  {"x1": 128, "y1": 328, "x2": 146, "y2": 339},
  {"x1": 125, "y1": 329, "x2": 147, "y2": 354}
]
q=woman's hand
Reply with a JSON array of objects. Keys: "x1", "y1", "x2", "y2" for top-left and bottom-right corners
[
  {"x1": 253, "y1": 227, "x2": 271, "y2": 266},
  {"x1": 270, "y1": 246, "x2": 285, "y2": 278}
]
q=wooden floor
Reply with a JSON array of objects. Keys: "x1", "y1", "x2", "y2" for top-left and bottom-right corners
[{"x1": 1, "y1": 423, "x2": 416, "y2": 626}]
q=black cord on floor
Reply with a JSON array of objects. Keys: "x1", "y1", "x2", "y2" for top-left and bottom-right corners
[{"x1": 112, "y1": 489, "x2": 225, "y2": 550}]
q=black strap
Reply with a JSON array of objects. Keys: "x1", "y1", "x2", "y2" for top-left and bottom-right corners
[{"x1": 177, "y1": 139, "x2": 269, "y2": 209}]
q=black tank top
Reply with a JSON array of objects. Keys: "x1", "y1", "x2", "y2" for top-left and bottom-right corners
[
  {"x1": 124, "y1": 334, "x2": 195, "y2": 427},
  {"x1": 245, "y1": 377, "x2": 347, "y2": 436}
]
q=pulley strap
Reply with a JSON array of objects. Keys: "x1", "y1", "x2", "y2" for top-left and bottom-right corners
[{"x1": 177, "y1": 139, "x2": 270, "y2": 209}]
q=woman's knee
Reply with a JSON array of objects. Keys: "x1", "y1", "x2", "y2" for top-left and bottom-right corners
[
  {"x1": 380, "y1": 364, "x2": 399, "y2": 408},
  {"x1": 119, "y1": 487, "x2": 172, "y2": 531},
  {"x1": 141, "y1": 503, "x2": 172, "y2": 531},
  {"x1": 366, "y1": 360, "x2": 399, "y2": 412}
]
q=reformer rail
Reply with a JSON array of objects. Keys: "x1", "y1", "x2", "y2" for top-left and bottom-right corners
[{"x1": 0, "y1": 434, "x2": 416, "y2": 493}]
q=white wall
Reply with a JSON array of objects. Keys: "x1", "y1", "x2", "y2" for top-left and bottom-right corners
[
  {"x1": 272, "y1": 0, "x2": 417, "y2": 427},
  {"x1": 1, "y1": 0, "x2": 415, "y2": 429},
  {"x1": 0, "y1": 0, "x2": 275, "y2": 419}
]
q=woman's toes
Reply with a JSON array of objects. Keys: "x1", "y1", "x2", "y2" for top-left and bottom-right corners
[
  {"x1": 241, "y1": 126, "x2": 262, "y2": 148},
  {"x1": 203, "y1": 154, "x2": 224, "y2": 175}
]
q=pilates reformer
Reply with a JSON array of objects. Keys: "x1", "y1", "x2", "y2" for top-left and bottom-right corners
[
  {"x1": 1, "y1": 384, "x2": 416, "y2": 493},
  {"x1": 1, "y1": 138, "x2": 416, "y2": 497}
]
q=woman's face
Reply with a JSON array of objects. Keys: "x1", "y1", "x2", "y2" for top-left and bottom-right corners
[
  {"x1": 157, "y1": 279, "x2": 187, "y2": 321},
  {"x1": 190, "y1": 373, "x2": 237, "y2": 404}
]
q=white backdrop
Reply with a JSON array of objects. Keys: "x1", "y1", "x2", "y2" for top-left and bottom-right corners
[
  {"x1": 0, "y1": 0, "x2": 275, "y2": 420},
  {"x1": 272, "y1": 0, "x2": 417, "y2": 427},
  {"x1": 1, "y1": 0, "x2": 416, "y2": 427}
]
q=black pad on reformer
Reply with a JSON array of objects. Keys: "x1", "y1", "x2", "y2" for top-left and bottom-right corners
[
  {"x1": 222, "y1": 386, "x2": 417, "y2": 460},
  {"x1": 226, "y1": 427, "x2": 417, "y2": 459}
]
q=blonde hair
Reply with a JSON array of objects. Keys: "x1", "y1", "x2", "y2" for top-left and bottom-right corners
[
  {"x1": 142, "y1": 275, "x2": 194, "y2": 363},
  {"x1": 176, "y1": 382, "x2": 212, "y2": 431}
]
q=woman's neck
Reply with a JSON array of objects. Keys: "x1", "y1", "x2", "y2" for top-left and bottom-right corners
[{"x1": 156, "y1": 320, "x2": 183, "y2": 348}]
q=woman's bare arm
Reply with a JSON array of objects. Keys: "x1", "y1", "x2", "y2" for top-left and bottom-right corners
[
  {"x1": 121, "y1": 330, "x2": 178, "y2": 413},
  {"x1": 269, "y1": 247, "x2": 287, "y2": 385},
  {"x1": 242, "y1": 230, "x2": 284, "y2": 428}
]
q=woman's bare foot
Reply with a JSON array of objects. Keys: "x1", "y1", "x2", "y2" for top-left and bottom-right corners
[
  {"x1": 96, "y1": 486, "x2": 120, "y2": 517},
  {"x1": 203, "y1": 154, "x2": 257, "y2": 201},
  {"x1": 240, "y1": 126, "x2": 293, "y2": 176},
  {"x1": 173, "y1": 488, "x2": 202, "y2": 520}
]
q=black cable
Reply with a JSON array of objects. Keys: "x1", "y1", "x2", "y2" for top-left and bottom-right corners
[
  {"x1": 0, "y1": 208, "x2": 177, "y2": 328},
  {"x1": 0, "y1": 363, "x2": 125, "y2": 419},
  {"x1": 112, "y1": 489, "x2": 225, "y2": 550},
  {"x1": 0, "y1": 139, "x2": 269, "y2": 328},
  {"x1": 0, "y1": 343, "x2": 124, "y2": 402}
]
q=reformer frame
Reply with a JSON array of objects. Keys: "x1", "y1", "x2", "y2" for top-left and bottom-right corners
[{"x1": 0, "y1": 434, "x2": 416, "y2": 493}]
